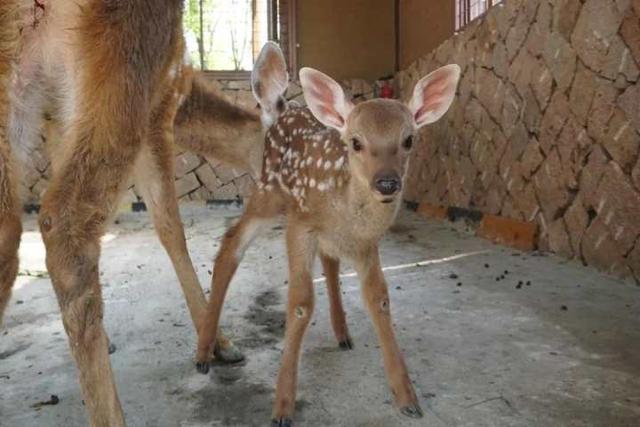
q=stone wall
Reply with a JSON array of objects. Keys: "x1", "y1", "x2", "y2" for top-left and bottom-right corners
[
  {"x1": 21, "y1": 75, "x2": 376, "y2": 206},
  {"x1": 397, "y1": 0, "x2": 640, "y2": 282}
]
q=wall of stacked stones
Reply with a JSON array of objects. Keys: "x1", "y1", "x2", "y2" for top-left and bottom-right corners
[
  {"x1": 397, "y1": 0, "x2": 640, "y2": 282},
  {"x1": 21, "y1": 76, "x2": 376, "y2": 206}
]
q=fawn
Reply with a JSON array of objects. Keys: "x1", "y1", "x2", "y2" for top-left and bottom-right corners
[
  {"x1": 0, "y1": 1, "x2": 288, "y2": 424},
  {"x1": 195, "y1": 64, "x2": 461, "y2": 424}
]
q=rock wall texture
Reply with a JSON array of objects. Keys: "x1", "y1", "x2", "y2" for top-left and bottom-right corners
[
  {"x1": 397, "y1": 0, "x2": 640, "y2": 282},
  {"x1": 21, "y1": 76, "x2": 376, "y2": 205}
]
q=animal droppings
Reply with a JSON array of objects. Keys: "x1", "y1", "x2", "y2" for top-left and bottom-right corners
[{"x1": 31, "y1": 395, "x2": 59, "y2": 409}]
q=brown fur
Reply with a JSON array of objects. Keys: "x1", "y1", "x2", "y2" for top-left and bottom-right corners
[
  {"x1": 36, "y1": 3, "x2": 184, "y2": 425},
  {"x1": 0, "y1": 2, "x2": 285, "y2": 425},
  {"x1": 195, "y1": 62, "x2": 460, "y2": 423},
  {"x1": 174, "y1": 72, "x2": 264, "y2": 175},
  {"x1": 196, "y1": 104, "x2": 421, "y2": 423},
  {"x1": 0, "y1": 0, "x2": 21, "y2": 327}
]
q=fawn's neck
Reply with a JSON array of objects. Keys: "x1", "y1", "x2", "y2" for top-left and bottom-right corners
[{"x1": 318, "y1": 152, "x2": 402, "y2": 243}]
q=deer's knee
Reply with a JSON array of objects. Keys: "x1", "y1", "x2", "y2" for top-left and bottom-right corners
[
  {"x1": 365, "y1": 287, "x2": 390, "y2": 314},
  {"x1": 39, "y1": 208, "x2": 101, "y2": 291},
  {"x1": 294, "y1": 303, "x2": 313, "y2": 319},
  {"x1": 289, "y1": 288, "x2": 315, "y2": 324},
  {"x1": 59, "y1": 283, "x2": 105, "y2": 349},
  {"x1": 152, "y1": 211, "x2": 186, "y2": 248}
]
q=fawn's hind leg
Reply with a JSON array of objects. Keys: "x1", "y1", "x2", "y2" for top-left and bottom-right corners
[
  {"x1": 195, "y1": 190, "x2": 282, "y2": 372},
  {"x1": 135, "y1": 90, "x2": 243, "y2": 363},
  {"x1": 319, "y1": 253, "x2": 352, "y2": 349}
]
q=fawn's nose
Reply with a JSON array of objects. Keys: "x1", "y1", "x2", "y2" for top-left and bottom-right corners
[{"x1": 374, "y1": 173, "x2": 402, "y2": 196}]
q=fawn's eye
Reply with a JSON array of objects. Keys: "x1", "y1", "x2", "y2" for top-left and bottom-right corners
[
  {"x1": 402, "y1": 136, "x2": 414, "y2": 150},
  {"x1": 352, "y1": 138, "x2": 363, "y2": 152}
]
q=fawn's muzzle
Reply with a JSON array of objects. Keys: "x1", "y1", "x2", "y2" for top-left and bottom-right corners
[{"x1": 374, "y1": 173, "x2": 402, "y2": 196}]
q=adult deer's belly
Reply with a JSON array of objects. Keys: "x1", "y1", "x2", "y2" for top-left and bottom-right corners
[
  {"x1": 10, "y1": 1, "x2": 80, "y2": 159},
  {"x1": 14, "y1": 0, "x2": 77, "y2": 93}
]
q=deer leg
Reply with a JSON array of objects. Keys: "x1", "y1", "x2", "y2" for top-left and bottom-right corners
[
  {"x1": 0, "y1": 136, "x2": 22, "y2": 326},
  {"x1": 36, "y1": 2, "x2": 186, "y2": 424},
  {"x1": 2, "y1": 91, "x2": 47, "y2": 325},
  {"x1": 354, "y1": 247, "x2": 423, "y2": 419},
  {"x1": 1, "y1": 27, "x2": 45, "y2": 325},
  {"x1": 135, "y1": 103, "x2": 243, "y2": 364},
  {"x1": 195, "y1": 192, "x2": 279, "y2": 372},
  {"x1": 271, "y1": 221, "x2": 317, "y2": 426},
  {"x1": 39, "y1": 144, "x2": 136, "y2": 426},
  {"x1": 319, "y1": 253, "x2": 352, "y2": 350}
]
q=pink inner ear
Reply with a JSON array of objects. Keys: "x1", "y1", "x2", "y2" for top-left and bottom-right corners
[
  {"x1": 426, "y1": 76, "x2": 450, "y2": 94},
  {"x1": 415, "y1": 94, "x2": 444, "y2": 122},
  {"x1": 319, "y1": 106, "x2": 344, "y2": 127},
  {"x1": 414, "y1": 72, "x2": 455, "y2": 122},
  {"x1": 308, "y1": 77, "x2": 346, "y2": 126},
  {"x1": 311, "y1": 79, "x2": 336, "y2": 104}
]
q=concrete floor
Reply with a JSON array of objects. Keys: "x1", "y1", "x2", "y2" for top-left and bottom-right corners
[{"x1": 1, "y1": 204, "x2": 639, "y2": 427}]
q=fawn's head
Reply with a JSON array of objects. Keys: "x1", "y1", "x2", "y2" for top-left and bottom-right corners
[{"x1": 300, "y1": 65, "x2": 460, "y2": 203}]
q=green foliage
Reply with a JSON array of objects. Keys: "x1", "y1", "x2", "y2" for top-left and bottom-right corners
[{"x1": 182, "y1": 0, "x2": 261, "y2": 71}]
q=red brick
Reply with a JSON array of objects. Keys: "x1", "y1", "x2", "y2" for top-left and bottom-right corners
[
  {"x1": 417, "y1": 202, "x2": 447, "y2": 220},
  {"x1": 478, "y1": 214, "x2": 538, "y2": 251}
]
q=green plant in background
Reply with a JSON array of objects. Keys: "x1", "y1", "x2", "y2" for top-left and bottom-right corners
[{"x1": 183, "y1": 0, "x2": 256, "y2": 71}]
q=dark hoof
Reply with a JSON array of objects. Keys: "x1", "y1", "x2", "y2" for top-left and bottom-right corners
[
  {"x1": 400, "y1": 403, "x2": 424, "y2": 419},
  {"x1": 108, "y1": 343, "x2": 117, "y2": 355},
  {"x1": 270, "y1": 417, "x2": 293, "y2": 427},
  {"x1": 213, "y1": 343, "x2": 246, "y2": 364},
  {"x1": 195, "y1": 361, "x2": 210, "y2": 374},
  {"x1": 338, "y1": 337, "x2": 354, "y2": 350}
]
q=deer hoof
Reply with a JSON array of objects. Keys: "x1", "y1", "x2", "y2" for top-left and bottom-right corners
[
  {"x1": 270, "y1": 417, "x2": 293, "y2": 427},
  {"x1": 195, "y1": 361, "x2": 210, "y2": 375},
  {"x1": 338, "y1": 337, "x2": 354, "y2": 350},
  {"x1": 400, "y1": 403, "x2": 424, "y2": 419},
  {"x1": 213, "y1": 342, "x2": 245, "y2": 364},
  {"x1": 107, "y1": 342, "x2": 117, "y2": 355}
]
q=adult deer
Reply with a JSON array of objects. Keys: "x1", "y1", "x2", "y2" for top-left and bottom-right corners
[
  {"x1": 195, "y1": 64, "x2": 461, "y2": 425},
  {"x1": 0, "y1": 1, "x2": 288, "y2": 424}
]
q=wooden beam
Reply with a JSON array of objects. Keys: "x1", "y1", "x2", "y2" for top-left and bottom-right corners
[{"x1": 394, "y1": 0, "x2": 400, "y2": 72}]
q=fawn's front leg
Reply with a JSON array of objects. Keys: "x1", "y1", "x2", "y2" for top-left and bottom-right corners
[
  {"x1": 319, "y1": 253, "x2": 352, "y2": 349},
  {"x1": 354, "y1": 246, "x2": 423, "y2": 419},
  {"x1": 272, "y1": 221, "x2": 317, "y2": 426}
]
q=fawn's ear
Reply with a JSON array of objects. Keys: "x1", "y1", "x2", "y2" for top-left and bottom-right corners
[
  {"x1": 252, "y1": 42, "x2": 289, "y2": 127},
  {"x1": 299, "y1": 67, "x2": 354, "y2": 133},
  {"x1": 408, "y1": 64, "x2": 461, "y2": 128}
]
